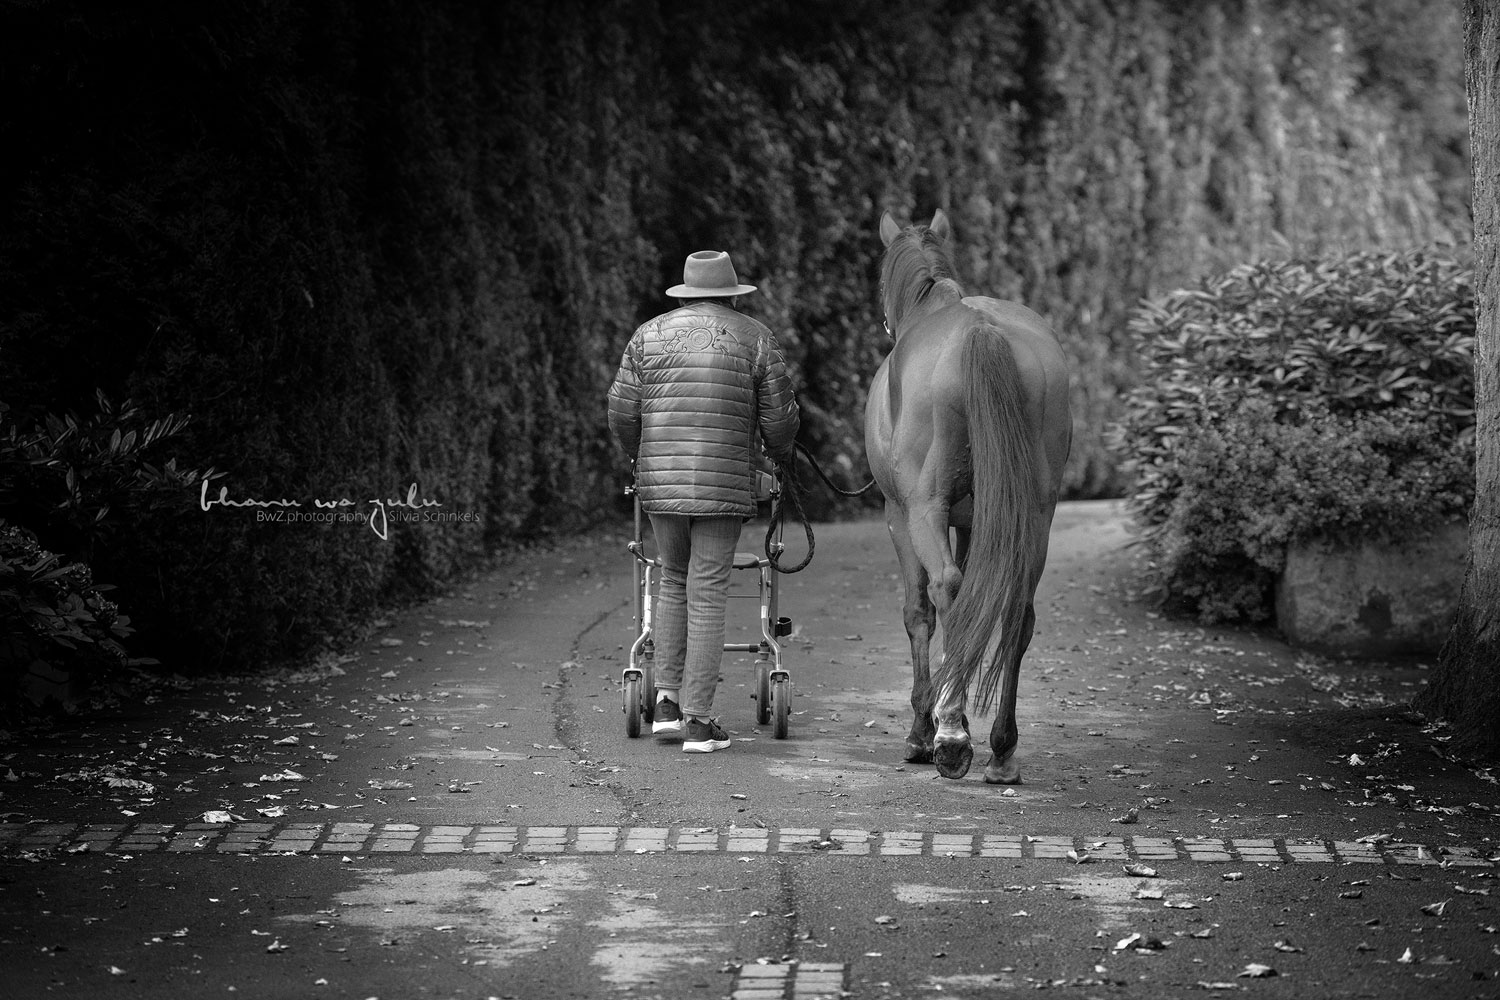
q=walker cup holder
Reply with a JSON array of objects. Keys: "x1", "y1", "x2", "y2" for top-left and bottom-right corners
[{"x1": 775, "y1": 616, "x2": 793, "y2": 637}]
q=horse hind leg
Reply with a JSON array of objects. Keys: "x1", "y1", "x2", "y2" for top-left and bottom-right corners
[
  {"x1": 904, "y1": 505, "x2": 972, "y2": 779},
  {"x1": 902, "y1": 594, "x2": 937, "y2": 763},
  {"x1": 887, "y1": 507, "x2": 937, "y2": 763},
  {"x1": 931, "y1": 616, "x2": 977, "y2": 779},
  {"x1": 931, "y1": 604, "x2": 975, "y2": 781},
  {"x1": 983, "y1": 603, "x2": 1035, "y2": 785}
]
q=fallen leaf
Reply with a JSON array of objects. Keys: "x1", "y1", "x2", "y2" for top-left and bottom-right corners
[
  {"x1": 1397, "y1": 947, "x2": 1416, "y2": 964},
  {"x1": 1221, "y1": 872, "x2": 1245, "y2": 882},
  {"x1": 1136, "y1": 888, "x2": 1164, "y2": 900},
  {"x1": 1123, "y1": 863, "x2": 1158, "y2": 877},
  {"x1": 1421, "y1": 900, "x2": 1450, "y2": 917},
  {"x1": 1273, "y1": 940, "x2": 1304, "y2": 953},
  {"x1": 1165, "y1": 900, "x2": 1198, "y2": 909},
  {"x1": 1238, "y1": 963, "x2": 1276, "y2": 978}
]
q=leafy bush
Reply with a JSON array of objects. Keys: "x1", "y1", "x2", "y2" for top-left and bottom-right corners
[
  {"x1": 0, "y1": 521, "x2": 132, "y2": 714},
  {"x1": 0, "y1": 391, "x2": 214, "y2": 562},
  {"x1": 0, "y1": 392, "x2": 209, "y2": 707},
  {"x1": 1116, "y1": 249, "x2": 1475, "y2": 623}
]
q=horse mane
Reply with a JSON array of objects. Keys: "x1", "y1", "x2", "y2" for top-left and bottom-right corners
[{"x1": 880, "y1": 226, "x2": 961, "y2": 332}]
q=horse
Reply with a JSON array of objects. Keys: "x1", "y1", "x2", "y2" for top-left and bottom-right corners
[{"x1": 864, "y1": 209, "x2": 1071, "y2": 783}]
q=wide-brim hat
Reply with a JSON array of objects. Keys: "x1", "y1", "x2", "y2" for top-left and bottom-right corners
[{"x1": 666, "y1": 250, "x2": 757, "y2": 297}]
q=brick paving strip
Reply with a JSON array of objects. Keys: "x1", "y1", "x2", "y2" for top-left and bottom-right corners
[
  {"x1": 1, "y1": 822, "x2": 1492, "y2": 866},
  {"x1": 730, "y1": 960, "x2": 845, "y2": 1000}
]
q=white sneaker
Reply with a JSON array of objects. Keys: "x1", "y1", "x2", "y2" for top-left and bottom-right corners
[
  {"x1": 682, "y1": 718, "x2": 730, "y2": 753},
  {"x1": 652, "y1": 697, "x2": 683, "y2": 735}
]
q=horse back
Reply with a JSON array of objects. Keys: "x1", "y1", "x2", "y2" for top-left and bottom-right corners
[{"x1": 866, "y1": 295, "x2": 1070, "y2": 502}]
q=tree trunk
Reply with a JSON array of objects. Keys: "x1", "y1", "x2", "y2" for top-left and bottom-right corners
[{"x1": 1416, "y1": 0, "x2": 1500, "y2": 759}]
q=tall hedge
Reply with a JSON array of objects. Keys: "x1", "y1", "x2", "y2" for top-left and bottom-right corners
[{"x1": 0, "y1": 0, "x2": 1465, "y2": 675}]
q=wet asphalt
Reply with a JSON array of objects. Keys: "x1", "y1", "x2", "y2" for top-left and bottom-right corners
[{"x1": 3, "y1": 501, "x2": 1499, "y2": 999}]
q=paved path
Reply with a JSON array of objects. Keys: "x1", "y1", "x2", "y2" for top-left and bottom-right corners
[{"x1": 4, "y1": 502, "x2": 1499, "y2": 999}]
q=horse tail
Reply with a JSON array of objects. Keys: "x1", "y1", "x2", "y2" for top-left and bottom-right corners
[{"x1": 942, "y1": 325, "x2": 1045, "y2": 713}]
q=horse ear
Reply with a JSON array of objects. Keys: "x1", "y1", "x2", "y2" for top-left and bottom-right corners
[
  {"x1": 879, "y1": 211, "x2": 900, "y2": 247},
  {"x1": 930, "y1": 209, "x2": 952, "y2": 243}
]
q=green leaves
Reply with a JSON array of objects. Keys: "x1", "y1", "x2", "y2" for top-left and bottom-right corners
[{"x1": 1115, "y1": 248, "x2": 1475, "y2": 623}]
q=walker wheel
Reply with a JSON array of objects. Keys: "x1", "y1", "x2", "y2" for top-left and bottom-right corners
[
  {"x1": 754, "y1": 660, "x2": 771, "y2": 726},
  {"x1": 623, "y1": 674, "x2": 643, "y2": 738},
  {"x1": 643, "y1": 655, "x2": 656, "y2": 724},
  {"x1": 771, "y1": 675, "x2": 791, "y2": 740}
]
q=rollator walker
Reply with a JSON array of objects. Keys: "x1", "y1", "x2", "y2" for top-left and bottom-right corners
[{"x1": 622, "y1": 467, "x2": 794, "y2": 739}]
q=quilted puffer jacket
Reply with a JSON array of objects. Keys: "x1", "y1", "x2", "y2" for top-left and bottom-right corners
[{"x1": 608, "y1": 302, "x2": 800, "y2": 516}]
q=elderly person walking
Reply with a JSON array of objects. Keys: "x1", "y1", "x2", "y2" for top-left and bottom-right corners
[{"x1": 607, "y1": 250, "x2": 801, "y2": 752}]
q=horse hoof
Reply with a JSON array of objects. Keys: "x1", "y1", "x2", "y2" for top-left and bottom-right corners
[
  {"x1": 933, "y1": 741, "x2": 973, "y2": 780},
  {"x1": 904, "y1": 741, "x2": 933, "y2": 764},
  {"x1": 983, "y1": 756, "x2": 1021, "y2": 785}
]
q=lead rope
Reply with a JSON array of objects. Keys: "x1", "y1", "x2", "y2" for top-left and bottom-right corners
[{"x1": 765, "y1": 443, "x2": 879, "y2": 574}]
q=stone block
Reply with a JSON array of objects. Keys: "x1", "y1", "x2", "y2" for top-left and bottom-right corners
[{"x1": 1275, "y1": 522, "x2": 1466, "y2": 657}]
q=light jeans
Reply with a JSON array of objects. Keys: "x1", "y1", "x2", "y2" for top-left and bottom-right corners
[{"x1": 648, "y1": 513, "x2": 743, "y2": 719}]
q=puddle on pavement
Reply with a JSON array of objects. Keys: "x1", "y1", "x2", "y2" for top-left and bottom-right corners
[
  {"x1": 923, "y1": 971, "x2": 1023, "y2": 992},
  {"x1": 893, "y1": 883, "x2": 997, "y2": 905},
  {"x1": 765, "y1": 754, "x2": 891, "y2": 790},
  {"x1": 592, "y1": 892, "x2": 731, "y2": 987},
  {"x1": 280, "y1": 862, "x2": 577, "y2": 966},
  {"x1": 279, "y1": 860, "x2": 731, "y2": 988},
  {"x1": 409, "y1": 748, "x2": 532, "y2": 761},
  {"x1": 893, "y1": 873, "x2": 1179, "y2": 931},
  {"x1": 1052, "y1": 872, "x2": 1183, "y2": 930}
]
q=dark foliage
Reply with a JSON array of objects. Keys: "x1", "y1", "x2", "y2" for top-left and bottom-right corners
[{"x1": 0, "y1": 0, "x2": 1466, "y2": 675}]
